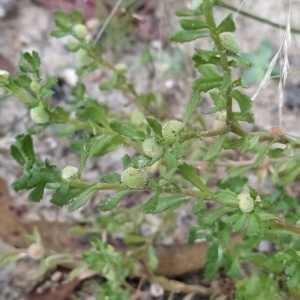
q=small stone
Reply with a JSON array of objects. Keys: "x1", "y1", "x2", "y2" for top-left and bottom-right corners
[
  {"x1": 150, "y1": 283, "x2": 164, "y2": 297},
  {"x1": 27, "y1": 243, "x2": 44, "y2": 260},
  {"x1": 50, "y1": 271, "x2": 62, "y2": 282}
]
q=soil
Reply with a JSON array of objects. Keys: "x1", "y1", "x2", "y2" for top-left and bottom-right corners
[{"x1": 0, "y1": 0, "x2": 300, "y2": 299}]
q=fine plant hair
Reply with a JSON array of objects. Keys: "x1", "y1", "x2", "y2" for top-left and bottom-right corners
[{"x1": 2, "y1": 1, "x2": 300, "y2": 299}]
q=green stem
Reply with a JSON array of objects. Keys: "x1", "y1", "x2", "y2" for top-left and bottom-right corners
[
  {"x1": 7, "y1": 84, "x2": 36, "y2": 104},
  {"x1": 217, "y1": 0, "x2": 300, "y2": 35}
]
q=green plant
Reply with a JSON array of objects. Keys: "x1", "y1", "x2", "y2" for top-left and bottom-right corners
[{"x1": 2, "y1": 1, "x2": 300, "y2": 299}]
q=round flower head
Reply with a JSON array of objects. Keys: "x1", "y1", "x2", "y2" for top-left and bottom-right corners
[
  {"x1": 238, "y1": 191, "x2": 255, "y2": 213},
  {"x1": 30, "y1": 102, "x2": 50, "y2": 124},
  {"x1": 73, "y1": 24, "x2": 88, "y2": 39},
  {"x1": 142, "y1": 138, "x2": 164, "y2": 159},
  {"x1": 121, "y1": 167, "x2": 148, "y2": 189},
  {"x1": 219, "y1": 32, "x2": 240, "y2": 54},
  {"x1": 162, "y1": 120, "x2": 184, "y2": 144},
  {"x1": 62, "y1": 166, "x2": 79, "y2": 180}
]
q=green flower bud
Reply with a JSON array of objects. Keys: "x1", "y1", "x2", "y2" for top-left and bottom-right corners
[
  {"x1": 76, "y1": 48, "x2": 93, "y2": 65},
  {"x1": 142, "y1": 138, "x2": 164, "y2": 159},
  {"x1": 0, "y1": 70, "x2": 10, "y2": 79},
  {"x1": 30, "y1": 81, "x2": 41, "y2": 92},
  {"x1": 121, "y1": 167, "x2": 148, "y2": 189},
  {"x1": 213, "y1": 119, "x2": 226, "y2": 131},
  {"x1": 73, "y1": 24, "x2": 88, "y2": 39},
  {"x1": 62, "y1": 166, "x2": 79, "y2": 180},
  {"x1": 30, "y1": 102, "x2": 50, "y2": 124},
  {"x1": 219, "y1": 32, "x2": 240, "y2": 54},
  {"x1": 162, "y1": 120, "x2": 184, "y2": 144},
  {"x1": 238, "y1": 191, "x2": 254, "y2": 213}
]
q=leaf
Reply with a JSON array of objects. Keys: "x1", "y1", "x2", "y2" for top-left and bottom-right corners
[
  {"x1": 202, "y1": 206, "x2": 233, "y2": 225},
  {"x1": 191, "y1": 199, "x2": 205, "y2": 213},
  {"x1": 78, "y1": 132, "x2": 93, "y2": 177},
  {"x1": 194, "y1": 49, "x2": 220, "y2": 62},
  {"x1": 279, "y1": 164, "x2": 300, "y2": 186},
  {"x1": 184, "y1": 77, "x2": 223, "y2": 123},
  {"x1": 205, "y1": 242, "x2": 219, "y2": 280},
  {"x1": 232, "y1": 213, "x2": 247, "y2": 232},
  {"x1": 164, "y1": 151, "x2": 179, "y2": 170},
  {"x1": 98, "y1": 190, "x2": 127, "y2": 212},
  {"x1": 232, "y1": 54, "x2": 252, "y2": 67},
  {"x1": 203, "y1": 133, "x2": 228, "y2": 161},
  {"x1": 180, "y1": 19, "x2": 208, "y2": 30},
  {"x1": 68, "y1": 186, "x2": 97, "y2": 212},
  {"x1": 122, "y1": 154, "x2": 131, "y2": 170},
  {"x1": 217, "y1": 13, "x2": 236, "y2": 33},
  {"x1": 141, "y1": 194, "x2": 159, "y2": 214},
  {"x1": 148, "y1": 246, "x2": 159, "y2": 271},
  {"x1": 146, "y1": 117, "x2": 162, "y2": 137},
  {"x1": 253, "y1": 141, "x2": 272, "y2": 167},
  {"x1": 169, "y1": 29, "x2": 210, "y2": 43},
  {"x1": 219, "y1": 70, "x2": 232, "y2": 97},
  {"x1": 100, "y1": 173, "x2": 121, "y2": 184},
  {"x1": 10, "y1": 145, "x2": 26, "y2": 166},
  {"x1": 51, "y1": 123, "x2": 76, "y2": 138},
  {"x1": 178, "y1": 163, "x2": 211, "y2": 194},
  {"x1": 227, "y1": 258, "x2": 242, "y2": 278},
  {"x1": 175, "y1": 10, "x2": 195, "y2": 17},
  {"x1": 154, "y1": 194, "x2": 187, "y2": 213},
  {"x1": 231, "y1": 90, "x2": 252, "y2": 113},
  {"x1": 110, "y1": 120, "x2": 146, "y2": 140},
  {"x1": 17, "y1": 134, "x2": 36, "y2": 162},
  {"x1": 247, "y1": 212, "x2": 263, "y2": 237},
  {"x1": 28, "y1": 181, "x2": 46, "y2": 202},
  {"x1": 197, "y1": 64, "x2": 221, "y2": 78},
  {"x1": 209, "y1": 90, "x2": 226, "y2": 107},
  {"x1": 214, "y1": 189, "x2": 238, "y2": 206},
  {"x1": 50, "y1": 185, "x2": 82, "y2": 207}
]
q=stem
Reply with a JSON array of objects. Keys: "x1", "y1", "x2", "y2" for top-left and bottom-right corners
[{"x1": 217, "y1": 0, "x2": 300, "y2": 35}]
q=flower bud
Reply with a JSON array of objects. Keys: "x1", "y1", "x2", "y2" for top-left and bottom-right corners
[
  {"x1": 73, "y1": 24, "x2": 88, "y2": 39},
  {"x1": 62, "y1": 166, "x2": 79, "y2": 180},
  {"x1": 162, "y1": 120, "x2": 184, "y2": 144},
  {"x1": 238, "y1": 191, "x2": 255, "y2": 213},
  {"x1": 30, "y1": 102, "x2": 50, "y2": 124},
  {"x1": 216, "y1": 110, "x2": 227, "y2": 121},
  {"x1": 121, "y1": 167, "x2": 148, "y2": 189},
  {"x1": 142, "y1": 138, "x2": 164, "y2": 159},
  {"x1": 220, "y1": 32, "x2": 240, "y2": 54},
  {"x1": 30, "y1": 81, "x2": 41, "y2": 92}
]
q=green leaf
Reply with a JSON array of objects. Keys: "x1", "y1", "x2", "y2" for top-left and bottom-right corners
[
  {"x1": 100, "y1": 173, "x2": 121, "y2": 184},
  {"x1": 148, "y1": 246, "x2": 159, "y2": 271},
  {"x1": 172, "y1": 140, "x2": 185, "y2": 159},
  {"x1": 227, "y1": 258, "x2": 242, "y2": 278},
  {"x1": 175, "y1": 10, "x2": 195, "y2": 17},
  {"x1": 231, "y1": 90, "x2": 252, "y2": 114},
  {"x1": 197, "y1": 64, "x2": 221, "y2": 78},
  {"x1": 202, "y1": 206, "x2": 233, "y2": 225},
  {"x1": 169, "y1": 29, "x2": 210, "y2": 43},
  {"x1": 122, "y1": 154, "x2": 131, "y2": 170},
  {"x1": 78, "y1": 132, "x2": 93, "y2": 177},
  {"x1": 287, "y1": 264, "x2": 300, "y2": 288},
  {"x1": 50, "y1": 123, "x2": 76, "y2": 138},
  {"x1": 215, "y1": 189, "x2": 238, "y2": 206},
  {"x1": 98, "y1": 190, "x2": 127, "y2": 212},
  {"x1": 191, "y1": 199, "x2": 205, "y2": 213},
  {"x1": 194, "y1": 49, "x2": 220, "y2": 62},
  {"x1": 91, "y1": 135, "x2": 124, "y2": 157},
  {"x1": 141, "y1": 194, "x2": 159, "y2": 214},
  {"x1": 130, "y1": 155, "x2": 152, "y2": 169},
  {"x1": 219, "y1": 70, "x2": 232, "y2": 97},
  {"x1": 110, "y1": 120, "x2": 146, "y2": 141},
  {"x1": 154, "y1": 194, "x2": 187, "y2": 213},
  {"x1": 253, "y1": 141, "x2": 272, "y2": 167},
  {"x1": 231, "y1": 54, "x2": 252, "y2": 67},
  {"x1": 247, "y1": 212, "x2": 263, "y2": 237},
  {"x1": 67, "y1": 41, "x2": 81, "y2": 52},
  {"x1": 279, "y1": 164, "x2": 300, "y2": 186},
  {"x1": 28, "y1": 181, "x2": 46, "y2": 202},
  {"x1": 10, "y1": 145, "x2": 26, "y2": 166},
  {"x1": 17, "y1": 134, "x2": 36, "y2": 162},
  {"x1": 209, "y1": 90, "x2": 226, "y2": 107},
  {"x1": 146, "y1": 117, "x2": 162, "y2": 137},
  {"x1": 205, "y1": 242, "x2": 219, "y2": 280},
  {"x1": 180, "y1": 19, "x2": 208, "y2": 30},
  {"x1": 178, "y1": 163, "x2": 211, "y2": 194},
  {"x1": 68, "y1": 186, "x2": 97, "y2": 212},
  {"x1": 203, "y1": 133, "x2": 228, "y2": 161},
  {"x1": 232, "y1": 213, "x2": 247, "y2": 232},
  {"x1": 13, "y1": 74, "x2": 31, "y2": 88},
  {"x1": 217, "y1": 13, "x2": 236, "y2": 33},
  {"x1": 51, "y1": 184, "x2": 82, "y2": 207},
  {"x1": 164, "y1": 151, "x2": 179, "y2": 170}
]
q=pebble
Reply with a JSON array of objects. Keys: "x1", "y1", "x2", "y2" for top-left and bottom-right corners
[{"x1": 50, "y1": 271, "x2": 63, "y2": 282}]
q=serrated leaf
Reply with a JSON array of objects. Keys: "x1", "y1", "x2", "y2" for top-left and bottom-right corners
[
  {"x1": 287, "y1": 266, "x2": 300, "y2": 288},
  {"x1": 205, "y1": 242, "x2": 219, "y2": 280},
  {"x1": 50, "y1": 184, "x2": 82, "y2": 207},
  {"x1": 203, "y1": 133, "x2": 228, "y2": 161},
  {"x1": 27, "y1": 123, "x2": 49, "y2": 135},
  {"x1": 141, "y1": 194, "x2": 159, "y2": 214},
  {"x1": 232, "y1": 213, "x2": 247, "y2": 232},
  {"x1": 231, "y1": 90, "x2": 252, "y2": 113},
  {"x1": 191, "y1": 199, "x2": 205, "y2": 213},
  {"x1": 202, "y1": 206, "x2": 233, "y2": 225},
  {"x1": 28, "y1": 181, "x2": 46, "y2": 202},
  {"x1": 180, "y1": 19, "x2": 208, "y2": 30},
  {"x1": 209, "y1": 90, "x2": 226, "y2": 107},
  {"x1": 247, "y1": 212, "x2": 263, "y2": 237},
  {"x1": 10, "y1": 145, "x2": 26, "y2": 166},
  {"x1": 215, "y1": 189, "x2": 238, "y2": 206},
  {"x1": 163, "y1": 151, "x2": 178, "y2": 170},
  {"x1": 148, "y1": 246, "x2": 159, "y2": 271},
  {"x1": 146, "y1": 117, "x2": 162, "y2": 137},
  {"x1": 178, "y1": 163, "x2": 211, "y2": 194},
  {"x1": 217, "y1": 13, "x2": 236, "y2": 33},
  {"x1": 169, "y1": 29, "x2": 210, "y2": 43},
  {"x1": 122, "y1": 154, "x2": 131, "y2": 170},
  {"x1": 197, "y1": 64, "x2": 221, "y2": 78},
  {"x1": 194, "y1": 49, "x2": 220, "y2": 62},
  {"x1": 227, "y1": 258, "x2": 242, "y2": 278},
  {"x1": 131, "y1": 155, "x2": 152, "y2": 169},
  {"x1": 17, "y1": 134, "x2": 36, "y2": 162},
  {"x1": 78, "y1": 132, "x2": 93, "y2": 177},
  {"x1": 110, "y1": 120, "x2": 146, "y2": 140},
  {"x1": 154, "y1": 194, "x2": 187, "y2": 213},
  {"x1": 98, "y1": 190, "x2": 127, "y2": 212},
  {"x1": 253, "y1": 141, "x2": 272, "y2": 167},
  {"x1": 68, "y1": 186, "x2": 97, "y2": 212},
  {"x1": 219, "y1": 70, "x2": 232, "y2": 96},
  {"x1": 232, "y1": 54, "x2": 252, "y2": 67},
  {"x1": 100, "y1": 173, "x2": 121, "y2": 184},
  {"x1": 172, "y1": 140, "x2": 185, "y2": 159}
]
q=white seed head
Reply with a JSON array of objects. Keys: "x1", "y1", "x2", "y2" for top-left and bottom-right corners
[
  {"x1": 0, "y1": 70, "x2": 10, "y2": 78},
  {"x1": 213, "y1": 119, "x2": 226, "y2": 131},
  {"x1": 216, "y1": 110, "x2": 227, "y2": 121},
  {"x1": 30, "y1": 102, "x2": 50, "y2": 124},
  {"x1": 27, "y1": 243, "x2": 44, "y2": 260},
  {"x1": 238, "y1": 191, "x2": 255, "y2": 213}
]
